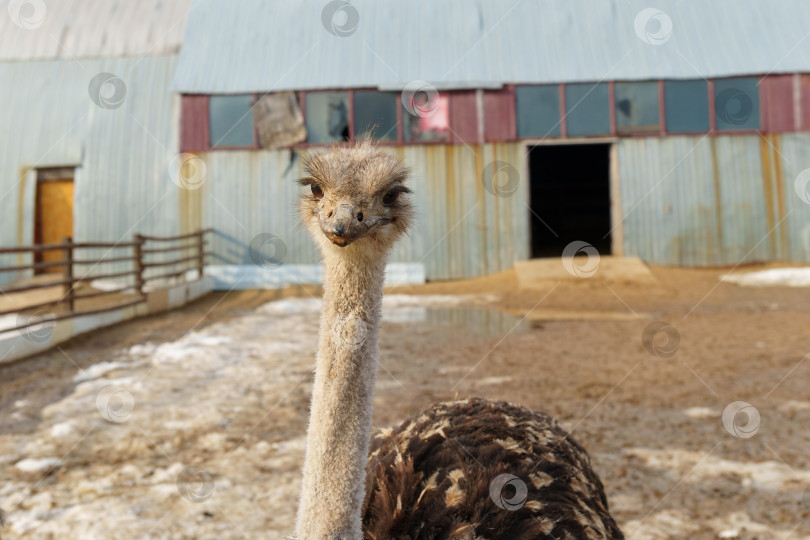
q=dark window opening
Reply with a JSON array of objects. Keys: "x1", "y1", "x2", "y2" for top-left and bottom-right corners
[
  {"x1": 528, "y1": 144, "x2": 611, "y2": 258},
  {"x1": 306, "y1": 91, "x2": 350, "y2": 143},
  {"x1": 565, "y1": 83, "x2": 610, "y2": 136},
  {"x1": 664, "y1": 80, "x2": 709, "y2": 133},
  {"x1": 354, "y1": 90, "x2": 398, "y2": 141},
  {"x1": 615, "y1": 81, "x2": 660, "y2": 134},
  {"x1": 209, "y1": 95, "x2": 256, "y2": 147},
  {"x1": 714, "y1": 77, "x2": 760, "y2": 131},
  {"x1": 515, "y1": 85, "x2": 561, "y2": 137}
]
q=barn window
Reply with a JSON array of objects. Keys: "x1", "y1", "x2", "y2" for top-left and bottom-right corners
[
  {"x1": 564, "y1": 83, "x2": 610, "y2": 136},
  {"x1": 402, "y1": 94, "x2": 450, "y2": 142},
  {"x1": 615, "y1": 81, "x2": 659, "y2": 134},
  {"x1": 209, "y1": 95, "x2": 256, "y2": 148},
  {"x1": 306, "y1": 91, "x2": 350, "y2": 143},
  {"x1": 664, "y1": 80, "x2": 709, "y2": 133},
  {"x1": 714, "y1": 77, "x2": 760, "y2": 131},
  {"x1": 515, "y1": 85, "x2": 561, "y2": 137},
  {"x1": 354, "y1": 91, "x2": 398, "y2": 141}
]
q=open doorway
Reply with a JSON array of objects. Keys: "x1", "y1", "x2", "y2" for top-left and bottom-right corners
[
  {"x1": 34, "y1": 167, "x2": 75, "y2": 273},
  {"x1": 527, "y1": 144, "x2": 611, "y2": 258}
]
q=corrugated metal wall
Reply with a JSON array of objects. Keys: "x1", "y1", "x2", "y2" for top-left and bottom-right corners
[
  {"x1": 191, "y1": 143, "x2": 530, "y2": 281},
  {"x1": 618, "y1": 134, "x2": 810, "y2": 265},
  {"x1": 0, "y1": 55, "x2": 181, "y2": 284}
]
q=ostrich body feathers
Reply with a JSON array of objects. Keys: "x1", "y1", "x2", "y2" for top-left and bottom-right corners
[{"x1": 362, "y1": 398, "x2": 624, "y2": 540}]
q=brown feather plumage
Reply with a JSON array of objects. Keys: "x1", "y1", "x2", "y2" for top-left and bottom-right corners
[{"x1": 362, "y1": 398, "x2": 624, "y2": 540}]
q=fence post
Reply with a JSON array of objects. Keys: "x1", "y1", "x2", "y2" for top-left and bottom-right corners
[
  {"x1": 134, "y1": 234, "x2": 145, "y2": 297},
  {"x1": 197, "y1": 230, "x2": 205, "y2": 279},
  {"x1": 63, "y1": 237, "x2": 74, "y2": 312}
]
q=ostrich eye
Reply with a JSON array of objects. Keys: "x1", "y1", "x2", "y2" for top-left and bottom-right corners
[
  {"x1": 311, "y1": 184, "x2": 324, "y2": 200},
  {"x1": 382, "y1": 191, "x2": 399, "y2": 206}
]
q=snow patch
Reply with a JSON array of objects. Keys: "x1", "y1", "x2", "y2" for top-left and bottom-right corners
[
  {"x1": 15, "y1": 457, "x2": 61, "y2": 472},
  {"x1": 722, "y1": 267, "x2": 810, "y2": 287},
  {"x1": 474, "y1": 376, "x2": 513, "y2": 386},
  {"x1": 128, "y1": 342, "x2": 157, "y2": 356},
  {"x1": 149, "y1": 332, "x2": 232, "y2": 365},
  {"x1": 778, "y1": 400, "x2": 810, "y2": 412},
  {"x1": 624, "y1": 509, "x2": 699, "y2": 540},
  {"x1": 383, "y1": 294, "x2": 498, "y2": 307},
  {"x1": 49, "y1": 422, "x2": 75, "y2": 438},
  {"x1": 683, "y1": 406, "x2": 718, "y2": 419},
  {"x1": 708, "y1": 511, "x2": 804, "y2": 539},
  {"x1": 89, "y1": 279, "x2": 125, "y2": 292},
  {"x1": 258, "y1": 297, "x2": 322, "y2": 315},
  {"x1": 0, "y1": 313, "x2": 19, "y2": 332},
  {"x1": 258, "y1": 294, "x2": 498, "y2": 317},
  {"x1": 625, "y1": 447, "x2": 810, "y2": 490},
  {"x1": 73, "y1": 361, "x2": 128, "y2": 382}
]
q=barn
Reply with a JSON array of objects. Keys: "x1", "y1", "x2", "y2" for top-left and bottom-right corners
[{"x1": 2, "y1": 0, "x2": 810, "y2": 288}]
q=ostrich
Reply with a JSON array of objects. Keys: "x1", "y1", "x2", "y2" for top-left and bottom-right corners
[{"x1": 295, "y1": 141, "x2": 624, "y2": 539}]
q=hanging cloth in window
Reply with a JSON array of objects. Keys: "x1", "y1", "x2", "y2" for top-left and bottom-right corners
[{"x1": 253, "y1": 92, "x2": 307, "y2": 149}]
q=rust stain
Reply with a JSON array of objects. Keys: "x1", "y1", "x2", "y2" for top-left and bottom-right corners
[
  {"x1": 474, "y1": 144, "x2": 486, "y2": 275},
  {"x1": 709, "y1": 137, "x2": 722, "y2": 262},
  {"x1": 445, "y1": 144, "x2": 456, "y2": 277},
  {"x1": 771, "y1": 134, "x2": 789, "y2": 258},
  {"x1": 491, "y1": 144, "x2": 499, "y2": 266},
  {"x1": 178, "y1": 166, "x2": 203, "y2": 237},
  {"x1": 17, "y1": 167, "x2": 29, "y2": 266},
  {"x1": 759, "y1": 135, "x2": 776, "y2": 259}
]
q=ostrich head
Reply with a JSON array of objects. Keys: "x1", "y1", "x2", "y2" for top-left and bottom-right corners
[{"x1": 298, "y1": 141, "x2": 413, "y2": 255}]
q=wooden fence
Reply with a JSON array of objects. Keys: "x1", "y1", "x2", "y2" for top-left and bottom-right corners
[{"x1": 0, "y1": 229, "x2": 212, "y2": 336}]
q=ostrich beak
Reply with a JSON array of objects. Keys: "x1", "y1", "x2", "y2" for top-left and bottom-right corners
[{"x1": 319, "y1": 204, "x2": 391, "y2": 247}]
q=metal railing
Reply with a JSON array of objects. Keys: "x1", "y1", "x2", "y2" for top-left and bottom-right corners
[{"x1": 0, "y1": 228, "x2": 212, "y2": 336}]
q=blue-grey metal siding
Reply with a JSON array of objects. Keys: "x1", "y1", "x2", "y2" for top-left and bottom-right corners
[
  {"x1": 193, "y1": 144, "x2": 530, "y2": 281},
  {"x1": 0, "y1": 0, "x2": 191, "y2": 61},
  {"x1": 172, "y1": 0, "x2": 810, "y2": 94},
  {"x1": 0, "y1": 55, "x2": 181, "y2": 284},
  {"x1": 618, "y1": 134, "x2": 810, "y2": 266}
]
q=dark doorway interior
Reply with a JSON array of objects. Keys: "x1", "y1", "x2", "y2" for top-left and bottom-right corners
[{"x1": 528, "y1": 144, "x2": 612, "y2": 258}]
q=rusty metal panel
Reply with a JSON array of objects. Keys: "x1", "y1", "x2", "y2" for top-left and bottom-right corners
[
  {"x1": 774, "y1": 133, "x2": 810, "y2": 262},
  {"x1": 193, "y1": 143, "x2": 528, "y2": 281},
  {"x1": 181, "y1": 95, "x2": 210, "y2": 152},
  {"x1": 760, "y1": 75, "x2": 796, "y2": 132},
  {"x1": 198, "y1": 151, "x2": 319, "y2": 268},
  {"x1": 801, "y1": 75, "x2": 810, "y2": 131},
  {"x1": 616, "y1": 134, "x2": 810, "y2": 266},
  {"x1": 449, "y1": 91, "x2": 480, "y2": 145},
  {"x1": 484, "y1": 88, "x2": 516, "y2": 142},
  {"x1": 399, "y1": 143, "x2": 528, "y2": 280},
  {"x1": 713, "y1": 136, "x2": 772, "y2": 262}
]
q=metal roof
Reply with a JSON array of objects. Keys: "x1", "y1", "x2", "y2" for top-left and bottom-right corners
[
  {"x1": 172, "y1": 0, "x2": 810, "y2": 93},
  {"x1": 0, "y1": 0, "x2": 192, "y2": 60}
]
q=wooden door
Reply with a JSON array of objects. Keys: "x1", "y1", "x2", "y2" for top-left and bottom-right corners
[{"x1": 35, "y1": 172, "x2": 74, "y2": 273}]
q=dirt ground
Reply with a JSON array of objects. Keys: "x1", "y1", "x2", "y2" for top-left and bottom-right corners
[{"x1": 1, "y1": 262, "x2": 809, "y2": 539}]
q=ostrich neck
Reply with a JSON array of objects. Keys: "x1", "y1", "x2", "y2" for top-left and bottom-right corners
[{"x1": 296, "y1": 248, "x2": 388, "y2": 539}]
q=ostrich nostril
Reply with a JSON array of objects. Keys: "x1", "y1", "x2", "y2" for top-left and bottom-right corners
[
  {"x1": 357, "y1": 212, "x2": 363, "y2": 222},
  {"x1": 327, "y1": 210, "x2": 333, "y2": 218}
]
